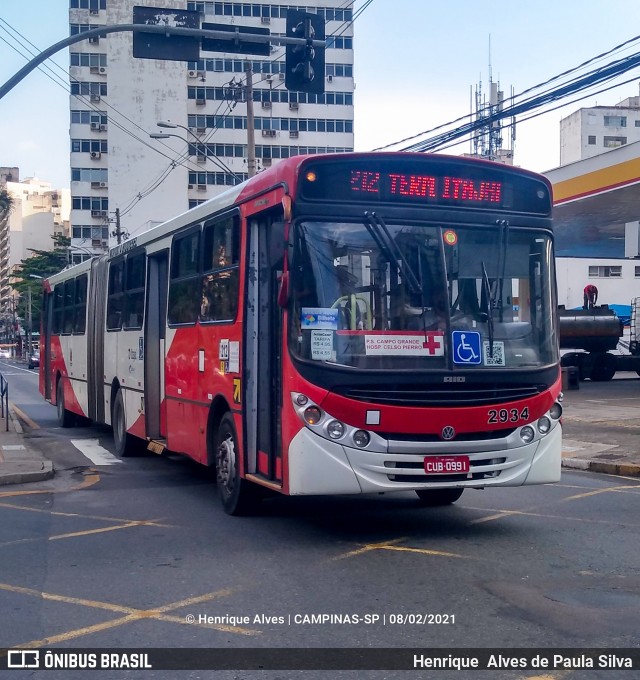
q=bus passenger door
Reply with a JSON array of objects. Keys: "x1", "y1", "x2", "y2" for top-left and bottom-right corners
[
  {"x1": 144, "y1": 251, "x2": 168, "y2": 440},
  {"x1": 244, "y1": 215, "x2": 284, "y2": 486}
]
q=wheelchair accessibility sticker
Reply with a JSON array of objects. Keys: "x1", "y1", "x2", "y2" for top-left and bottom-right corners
[{"x1": 452, "y1": 330, "x2": 482, "y2": 365}]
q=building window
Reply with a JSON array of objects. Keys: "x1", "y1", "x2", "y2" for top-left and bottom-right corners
[
  {"x1": 603, "y1": 136, "x2": 627, "y2": 149},
  {"x1": 588, "y1": 265, "x2": 622, "y2": 278},
  {"x1": 635, "y1": 266, "x2": 640, "y2": 277},
  {"x1": 603, "y1": 115, "x2": 627, "y2": 127},
  {"x1": 588, "y1": 135, "x2": 596, "y2": 145},
  {"x1": 635, "y1": 120, "x2": 640, "y2": 127}
]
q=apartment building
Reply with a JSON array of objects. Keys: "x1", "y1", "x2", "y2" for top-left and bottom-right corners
[
  {"x1": 559, "y1": 96, "x2": 640, "y2": 166},
  {"x1": 0, "y1": 170, "x2": 71, "y2": 313},
  {"x1": 68, "y1": 0, "x2": 355, "y2": 262}
]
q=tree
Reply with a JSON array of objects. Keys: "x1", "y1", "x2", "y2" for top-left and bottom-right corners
[
  {"x1": 10, "y1": 234, "x2": 71, "y2": 335},
  {"x1": 0, "y1": 187, "x2": 15, "y2": 223}
]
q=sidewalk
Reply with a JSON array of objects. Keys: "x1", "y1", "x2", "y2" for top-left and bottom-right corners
[
  {"x1": 0, "y1": 376, "x2": 638, "y2": 487},
  {"x1": 0, "y1": 403, "x2": 54, "y2": 486},
  {"x1": 560, "y1": 373, "x2": 640, "y2": 478}
]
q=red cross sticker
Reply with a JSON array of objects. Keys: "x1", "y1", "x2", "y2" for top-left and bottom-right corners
[{"x1": 422, "y1": 334, "x2": 443, "y2": 354}]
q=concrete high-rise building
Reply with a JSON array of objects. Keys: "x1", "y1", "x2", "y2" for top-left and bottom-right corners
[
  {"x1": 68, "y1": 0, "x2": 355, "y2": 262},
  {"x1": 559, "y1": 96, "x2": 640, "y2": 166},
  {"x1": 0, "y1": 172, "x2": 71, "y2": 314}
]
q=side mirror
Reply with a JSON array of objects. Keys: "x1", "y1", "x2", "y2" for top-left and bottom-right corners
[{"x1": 269, "y1": 222, "x2": 286, "y2": 265}]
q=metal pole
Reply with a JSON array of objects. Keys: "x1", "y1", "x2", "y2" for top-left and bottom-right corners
[{"x1": 245, "y1": 62, "x2": 256, "y2": 178}]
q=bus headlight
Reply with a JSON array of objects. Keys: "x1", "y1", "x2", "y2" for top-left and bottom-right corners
[
  {"x1": 303, "y1": 406, "x2": 322, "y2": 425},
  {"x1": 353, "y1": 430, "x2": 370, "y2": 448},
  {"x1": 327, "y1": 420, "x2": 345, "y2": 439},
  {"x1": 520, "y1": 425, "x2": 535, "y2": 444},
  {"x1": 537, "y1": 416, "x2": 551, "y2": 435},
  {"x1": 291, "y1": 393, "x2": 384, "y2": 452},
  {"x1": 549, "y1": 402, "x2": 562, "y2": 420}
]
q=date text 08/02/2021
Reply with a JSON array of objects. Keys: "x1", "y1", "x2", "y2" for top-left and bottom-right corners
[{"x1": 192, "y1": 613, "x2": 456, "y2": 626}]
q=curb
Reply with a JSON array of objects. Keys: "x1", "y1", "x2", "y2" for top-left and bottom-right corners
[
  {"x1": 0, "y1": 406, "x2": 55, "y2": 486},
  {"x1": 562, "y1": 458, "x2": 640, "y2": 477}
]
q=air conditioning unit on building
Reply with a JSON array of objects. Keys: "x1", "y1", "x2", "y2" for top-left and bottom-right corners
[
  {"x1": 261, "y1": 16, "x2": 270, "y2": 24},
  {"x1": 90, "y1": 66, "x2": 100, "y2": 74},
  {"x1": 279, "y1": 73, "x2": 285, "y2": 80},
  {"x1": 289, "y1": 102, "x2": 299, "y2": 110},
  {"x1": 327, "y1": 75, "x2": 333, "y2": 83},
  {"x1": 188, "y1": 69, "x2": 197, "y2": 78},
  {"x1": 99, "y1": 181, "x2": 108, "y2": 188},
  {"x1": 99, "y1": 123, "x2": 107, "y2": 131},
  {"x1": 90, "y1": 122, "x2": 100, "y2": 130},
  {"x1": 88, "y1": 37, "x2": 100, "y2": 44},
  {"x1": 262, "y1": 129, "x2": 276, "y2": 137},
  {"x1": 261, "y1": 101, "x2": 272, "y2": 109},
  {"x1": 195, "y1": 99, "x2": 206, "y2": 106},
  {"x1": 196, "y1": 127, "x2": 206, "y2": 134},
  {"x1": 197, "y1": 184, "x2": 207, "y2": 191},
  {"x1": 289, "y1": 130, "x2": 299, "y2": 138},
  {"x1": 90, "y1": 94, "x2": 101, "y2": 102},
  {"x1": 98, "y1": 66, "x2": 107, "y2": 75},
  {"x1": 196, "y1": 155, "x2": 207, "y2": 163},
  {"x1": 91, "y1": 210, "x2": 107, "y2": 218},
  {"x1": 91, "y1": 181, "x2": 101, "y2": 188},
  {"x1": 262, "y1": 158, "x2": 272, "y2": 166},
  {"x1": 90, "y1": 9, "x2": 99, "y2": 15},
  {"x1": 90, "y1": 151, "x2": 102, "y2": 159}
]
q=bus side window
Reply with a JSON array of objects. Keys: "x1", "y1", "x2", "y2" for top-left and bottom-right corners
[
  {"x1": 123, "y1": 253, "x2": 145, "y2": 330},
  {"x1": 52, "y1": 285, "x2": 64, "y2": 335},
  {"x1": 200, "y1": 216, "x2": 239, "y2": 323},
  {"x1": 73, "y1": 274, "x2": 88, "y2": 335},
  {"x1": 168, "y1": 230, "x2": 200, "y2": 325},
  {"x1": 107, "y1": 260, "x2": 125, "y2": 331}
]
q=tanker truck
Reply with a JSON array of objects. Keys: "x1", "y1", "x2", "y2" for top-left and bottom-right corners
[{"x1": 559, "y1": 298, "x2": 640, "y2": 381}]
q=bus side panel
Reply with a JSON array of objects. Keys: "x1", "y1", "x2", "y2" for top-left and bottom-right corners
[
  {"x1": 47, "y1": 331, "x2": 87, "y2": 418},
  {"x1": 164, "y1": 326, "x2": 207, "y2": 463}
]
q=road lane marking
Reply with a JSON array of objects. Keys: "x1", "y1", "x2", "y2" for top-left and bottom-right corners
[
  {"x1": 71, "y1": 439, "x2": 121, "y2": 465},
  {"x1": 332, "y1": 538, "x2": 471, "y2": 561},
  {"x1": 0, "y1": 583, "x2": 259, "y2": 647}
]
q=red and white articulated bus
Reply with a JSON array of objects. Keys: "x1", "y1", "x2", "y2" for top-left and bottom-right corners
[{"x1": 39, "y1": 153, "x2": 562, "y2": 515}]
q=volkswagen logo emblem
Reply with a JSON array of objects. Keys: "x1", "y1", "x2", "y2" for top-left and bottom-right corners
[{"x1": 441, "y1": 425, "x2": 456, "y2": 440}]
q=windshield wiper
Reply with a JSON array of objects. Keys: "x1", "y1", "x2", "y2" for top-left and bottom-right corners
[
  {"x1": 363, "y1": 211, "x2": 422, "y2": 295},
  {"x1": 481, "y1": 260, "x2": 495, "y2": 356},
  {"x1": 495, "y1": 219, "x2": 509, "y2": 323}
]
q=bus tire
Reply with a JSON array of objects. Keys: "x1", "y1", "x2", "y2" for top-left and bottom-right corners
[
  {"x1": 415, "y1": 488, "x2": 464, "y2": 506},
  {"x1": 215, "y1": 413, "x2": 261, "y2": 516},
  {"x1": 112, "y1": 389, "x2": 137, "y2": 457},
  {"x1": 56, "y1": 378, "x2": 75, "y2": 428}
]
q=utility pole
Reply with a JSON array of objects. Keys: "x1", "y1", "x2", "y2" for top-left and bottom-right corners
[
  {"x1": 245, "y1": 62, "x2": 256, "y2": 178},
  {"x1": 115, "y1": 207, "x2": 122, "y2": 244},
  {"x1": 26, "y1": 287, "x2": 32, "y2": 358}
]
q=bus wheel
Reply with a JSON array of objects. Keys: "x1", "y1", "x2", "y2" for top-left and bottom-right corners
[
  {"x1": 112, "y1": 390, "x2": 136, "y2": 457},
  {"x1": 415, "y1": 488, "x2": 464, "y2": 506},
  {"x1": 215, "y1": 413, "x2": 261, "y2": 516},
  {"x1": 56, "y1": 379, "x2": 74, "y2": 428}
]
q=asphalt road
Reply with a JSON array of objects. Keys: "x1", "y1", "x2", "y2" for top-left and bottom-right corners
[{"x1": 1, "y1": 362, "x2": 639, "y2": 679}]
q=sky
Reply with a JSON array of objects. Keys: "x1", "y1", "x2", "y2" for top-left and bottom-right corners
[{"x1": 2, "y1": 0, "x2": 640, "y2": 190}]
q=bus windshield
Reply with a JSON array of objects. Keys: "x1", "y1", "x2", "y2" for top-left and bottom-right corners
[{"x1": 289, "y1": 219, "x2": 558, "y2": 370}]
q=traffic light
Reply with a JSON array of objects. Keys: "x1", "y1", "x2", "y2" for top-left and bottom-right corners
[{"x1": 284, "y1": 10, "x2": 325, "y2": 94}]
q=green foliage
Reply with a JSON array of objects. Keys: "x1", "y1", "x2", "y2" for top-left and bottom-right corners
[
  {"x1": 11, "y1": 234, "x2": 71, "y2": 332},
  {"x1": 0, "y1": 188, "x2": 15, "y2": 222}
]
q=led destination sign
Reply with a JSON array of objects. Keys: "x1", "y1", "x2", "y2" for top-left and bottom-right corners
[
  {"x1": 351, "y1": 171, "x2": 502, "y2": 204},
  {"x1": 298, "y1": 158, "x2": 552, "y2": 215}
]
